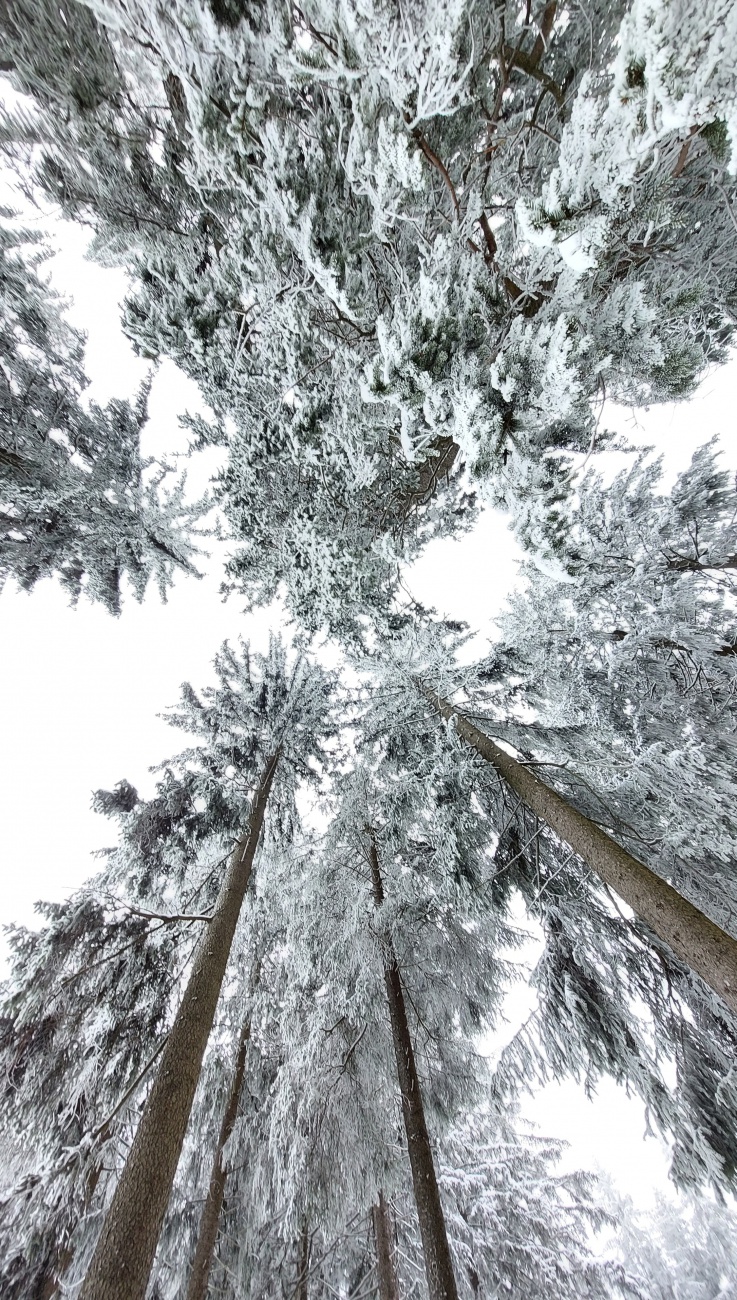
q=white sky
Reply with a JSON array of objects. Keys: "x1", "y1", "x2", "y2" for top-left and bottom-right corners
[{"x1": 2, "y1": 210, "x2": 736, "y2": 1219}]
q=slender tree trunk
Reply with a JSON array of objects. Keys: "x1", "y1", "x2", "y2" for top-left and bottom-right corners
[
  {"x1": 79, "y1": 750, "x2": 281, "y2": 1300},
  {"x1": 372, "y1": 1190, "x2": 400, "y2": 1300},
  {"x1": 297, "y1": 1221, "x2": 311, "y2": 1300},
  {"x1": 420, "y1": 684, "x2": 737, "y2": 1016},
  {"x1": 185, "y1": 1016, "x2": 252, "y2": 1300},
  {"x1": 368, "y1": 838, "x2": 459, "y2": 1300}
]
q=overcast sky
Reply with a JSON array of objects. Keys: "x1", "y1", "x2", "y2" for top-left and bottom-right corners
[{"x1": 3, "y1": 200, "x2": 737, "y2": 1217}]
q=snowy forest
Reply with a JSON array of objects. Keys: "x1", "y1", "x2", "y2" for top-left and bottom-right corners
[{"x1": 2, "y1": 1, "x2": 737, "y2": 1297}]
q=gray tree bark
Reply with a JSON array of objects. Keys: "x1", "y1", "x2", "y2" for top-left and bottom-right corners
[
  {"x1": 79, "y1": 749, "x2": 280, "y2": 1300},
  {"x1": 184, "y1": 1016, "x2": 252, "y2": 1300},
  {"x1": 368, "y1": 837, "x2": 459, "y2": 1300},
  {"x1": 420, "y1": 684, "x2": 737, "y2": 1016},
  {"x1": 372, "y1": 1190, "x2": 400, "y2": 1300}
]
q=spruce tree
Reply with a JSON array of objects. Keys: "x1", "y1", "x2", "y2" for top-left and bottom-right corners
[
  {"x1": 144, "y1": 761, "x2": 619, "y2": 1300},
  {"x1": 491, "y1": 442, "x2": 737, "y2": 928},
  {"x1": 367, "y1": 831, "x2": 459, "y2": 1300},
  {"x1": 608, "y1": 1189, "x2": 737, "y2": 1298}
]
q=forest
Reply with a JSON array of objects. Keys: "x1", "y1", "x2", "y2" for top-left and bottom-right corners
[{"x1": 1, "y1": 1, "x2": 737, "y2": 1297}]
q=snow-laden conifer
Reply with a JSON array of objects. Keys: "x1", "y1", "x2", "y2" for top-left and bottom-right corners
[
  {"x1": 0, "y1": 635, "x2": 335, "y2": 1299},
  {"x1": 145, "y1": 750, "x2": 622, "y2": 1300},
  {"x1": 493, "y1": 442, "x2": 737, "y2": 929},
  {"x1": 362, "y1": 622, "x2": 737, "y2": 1192},
  {"x1": 0, "y1": 219, "x2": 204, "y2": 610},
  {"x1": 607, "y1": 1188, "x2": 737, "y2": 1298},
  {"x1": 3, "y1": 0, "x2": 736, "y2": 612}
]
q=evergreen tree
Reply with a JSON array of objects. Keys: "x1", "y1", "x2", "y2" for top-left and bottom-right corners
[
  {"x1": 491, "y1": 442, "x2": 737, "y2": 929},
  {"x1": 607, "y1": 1190, "x2": 737, "y2": 1299},
  {"x1": 361, "y1": 625, "x2": 737, "y2": 1192},
  {"x1": 184, "y1": 1013, "x2": 252, "y2": 1300},
  {"x1": 144, "y1": 760, "x2": 620, "y2": 1300},
  {"x1": 366, "y1": 830, "x2": 459, "y2": 1300},
  {"x1": 0, "y1": 219, "x2": 204, "y2": 610},
  {"x1": 2, "y1": 1, "x2": 737, "y2": 1290},
  {"x1": 372, "y1": 1191, "x2": 399, "y2": 1300},
  {"x1": 3, "y1": 0, "x2": 736, "y2": 616},
  {"x1": 421, "y1": 681, "x2": 737, "y2": 1019},
  {"x1": 0, "y1": 636, "x2": 335, "y2": 1299},
  {"x1": 77, "y1": 637, "x2": 334, "y2": 1300},
  {"x1": 0, "y1": 768, "x2": 218, "y2": 1299}
]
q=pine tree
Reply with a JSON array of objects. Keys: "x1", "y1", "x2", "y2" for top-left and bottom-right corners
[{"x1": 0, "y1": 219, "x2": 204, "y2": 610}]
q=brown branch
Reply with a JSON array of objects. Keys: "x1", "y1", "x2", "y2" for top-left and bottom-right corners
[
  {"x1": 672, "y1": 126, "x2": 700, "y2": 178},
  {"x1": 477, "y1": 211, "x2": 498, "y2": 264},
  {"x1": 528, "y1": 2, "x2": 558, "y2": 69},
  {"x1": 408, "y1": 123, "x2": 461, "y2": 221}
]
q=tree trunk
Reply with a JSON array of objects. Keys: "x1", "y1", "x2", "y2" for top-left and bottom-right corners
[
  {"x1": 297, "y1": 1221, "x2": 311, "y2": 1300},
  {"x1": 420, "y1": 684, "x2": 737, "y2": 1016},
  {"x1": 368, "y1": 838, "x2": 459, "y2": 1300},
  {"x1": 372, "y1": 1191, "x2": 400, "y2": 1300},
  {"x1": 185, "y1": 1016, "x2": 252, "y2": 1300},
  {"x1": 79, "y1": 750, "x2": 280, "y2": 1300}
]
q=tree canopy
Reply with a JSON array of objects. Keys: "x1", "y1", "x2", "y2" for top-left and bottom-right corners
[{"x1": 1, "y1": 1, "x2": 737, "y2": 1296}]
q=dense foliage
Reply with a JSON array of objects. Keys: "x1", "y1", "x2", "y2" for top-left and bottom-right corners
[{"x1": 1, "y1": 1, "x2": 737, "y2": 1297}]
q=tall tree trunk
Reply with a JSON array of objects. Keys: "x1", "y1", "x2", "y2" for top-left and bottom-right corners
[
  {"x1": 79, "y1": 750, "x2": 281, "y2": 1300},
  {"x1": 185, "y1": 1016, "x2": 252, "y2": 1300},
  {"x1": 420, "y1": 684, "x2": 737, "y2": 1016},
  {"x1": 372, "y1": 1190, "x2": 400, "y2": 1300},
  {"x1": 368, "y1": 838, "x2": 459, "y2": 1300}
]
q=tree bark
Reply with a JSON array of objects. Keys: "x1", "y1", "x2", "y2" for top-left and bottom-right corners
[
  {"x1": 420, "y1": 684, "x2": 737, "y2": 1017},
  {"x1": 372, "y1": 1190, "x2": 400, "y2": 1300},
  {"x1": 79, "y1": 749, "x2": 280, "y2": 1300},
  {"x1": 368, "y1": 838, "x2": 459, "y2": 1300},
  {"x1": 184, "y1": 1016, "x2": 252, "y2": 1300}
]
